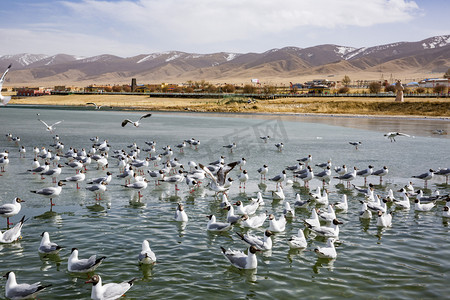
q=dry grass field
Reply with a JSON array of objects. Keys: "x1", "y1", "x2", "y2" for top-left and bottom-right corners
[{"x1": 9, "y1": 94, "x2": 450, "y2": 118}]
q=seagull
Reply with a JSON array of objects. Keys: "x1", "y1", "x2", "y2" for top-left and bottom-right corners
[
  {"x1": 174, "y1": 203, "x2": 188, "y2": 222},
  {"x1": 334, "y1": 195, "x2": 348, "y2": 212},
  {"x1": 349, "y1": 141, "x2": 362, "y2": 150},
  {"x1": 38, "y1": 119, "x2": 63, "y2": 134},
  {"x1": 384, "y1": 132, "x2": 411, "y2": 142},
  {"x1": 314, "y1": 238, "x2": 337, "y2": 259},
  {"x1": 0, "y1": 64, "x2": 12, "y2": 106},
  {"x1": 223, "y1": 206, "x2": 241, "y2": 225},
  {"x1": 124, "y1": 178, "x2": 148, "y2": 199},
  {"x1": 412, "y1": 169, "x2": 435, "y2": 188},
  {"x1": 315, "y1": 166, "x2": 332, "y2": 186},
  {"x1": 297, "y1": 154, "x2": 312, "y2": 166},
  {"x1": 206, "y1": 215, "x2": 231, "y2": 232},
  {"x1": 334, "y1": 166, "x2": 358, "y2": 188},
  {"x1": 86, "y1": 182, "x2": 108, "y2": 201},
  {"x1": 357, "y1": 165, "x2": 373, "y2": 185},
  {"x1": 62, "y1": 171, "x2": 86, "y2": 189},
  {"x1": 268, "y1": 170, "x2": 286, "y2": 187},
  {"x1": 260, "y1": 136, "x2": 270, "y2": 143},
  {"x1": 85, "y1": 274, "x2": 136, "y2": 300},
  {"x1": 223, "y1": 142, "x2": 236, "y2": 153},
  {"x1": 272, "y1": 185, "x2": 285, "y2": 201},
  {"x1": 86, "y1": 102, "x2": 103, "y2": 109},
  {"x1": 359, "y1": 202, "x2": 372, "y2": 219},
  {"x1": 241, "y1": 213, "x2": 267, "y2": 228},
  {"x1": 393, "y1": 189, "x2": 411, "y2": 209},
  {"x1": 275, "y1": 142, "x2": 284, "y2": 152},
  {"x1": 234, "y1": 200, "x2": 258, "y2": 215},
  {"x1": 283, "y1": 201, "x2": 295, "y2": 218},
  {"x1": 0, "y1": 197, "x2": 24, "y2": 227},
  {"x1": 236, "y1": 230, "x2": 273, "y2": 251},
  {"x1": 220, "y1": 245, "x2": 259, "y2": 270},
  {"x1": 287, "y1": 228, "x2": 307, "y2": 249},
  {"x1": 376, "y1": 211, "x2": 392, "y2": 227},
  {"x1": 257, "y1": 164, "x2": 269, "y2": 181},
  {"x1": 304, "y1": 208, "x2": 320, "y2": 228},
  {"x1": 0, "y1": 216, "x2": 26, "y2": 243},
  {"x1": 30, "y1": 181, "x2": 65, "y2": 207},
  {"x1": 268, "y1": 214, "x2": 286, "y2": 232},
  {"x1": 307, "y1": 219, "x2": 343, "y2": 238},
  {"x1": 3, "y1": 271, "x2": 51, "y2": 300},
  {"x1": 434, "y1": 168, "x2": 450, "y2": 184},
  {"x1": 294, "y1": 193, "x2": 310, "y2": 208},
  {"x1": 414, "y1": 198, "x2": 436, "y2": 212},
  {"x1": 318, "y1": 204, "x2": 336, "y2": 222},
  {"x1": 87, "y1": 172, "x2": 112, "y2": 185},
  {"x1": 373, "y1": 166, "x2": 389, "y2": 184},
  {"x1": 138, "y1": 240, "x2": 156, "y2": 264},
  {"x1": 38, "y1": 232, "x2": 62, "y2": 254},
  {"x1": 121, "y1": 113, "x2": 152, "y2": 127},
  {"x1": 334, "y1": 165, "x2": 347, "y2": 176},
  {"x1": 68, "y1": 248, "x2": 106, "y2": 273}
]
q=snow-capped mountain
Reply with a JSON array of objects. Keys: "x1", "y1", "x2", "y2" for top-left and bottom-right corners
[{"x1": 0, "y1": 35, "x2": 448, "y2": 85}]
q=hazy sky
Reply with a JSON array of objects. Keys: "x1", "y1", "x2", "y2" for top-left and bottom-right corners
[{"x1": 0, "y1": 0, "x2": 448, "y2": 57}]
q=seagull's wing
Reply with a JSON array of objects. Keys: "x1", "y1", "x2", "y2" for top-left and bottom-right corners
[
  {"x1": 38, "y1": 119, "x2": 50, "y2": 128},
  {"x1": 397, "y1": 132, "x2": 410, "y2": 137},
  {"x1": 199, "y1": 163, "x2": 218, "y2": 184},
  {"x1": 139, "y1": 113, "x2": 152, "y2": 121},
  {"x1": 0, "y1": 64, "x2": 11, "y2": 83},
  {"x1": 86, "y1": 102, "x2": 97, "y2": 108},
  {"x1": 0, "y1": 96, "x2": 11, "y2": 106},
  {"x1": 51, "y1": 120, "x2": 63, "y2": 127},
  {"x1": 121, "y1": 119, "x2": 133, "y2": 127},
  {"x1": 0, "y1": 203, "x2": 14, "y2": 214}
]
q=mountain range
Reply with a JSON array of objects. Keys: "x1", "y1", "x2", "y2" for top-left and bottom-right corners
[{"x1": 1, "y1": 35, "x2": 449, "y2": 87}]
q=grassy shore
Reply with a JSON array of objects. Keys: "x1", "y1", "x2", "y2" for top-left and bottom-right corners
[{"x1": 9, "y1": 94, "x2": 450, "y2": 118}]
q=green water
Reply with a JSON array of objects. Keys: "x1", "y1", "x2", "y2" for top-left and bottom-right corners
[{"x1": 0, "y1": 107, "x2": 449, "y2": 299}]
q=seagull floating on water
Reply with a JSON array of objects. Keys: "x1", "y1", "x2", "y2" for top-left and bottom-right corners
[
  {"x1": 85, "y1": 274, "x2": 136, "y2": 300},
  {"x1": 138, "y1": 240, "x2": 156, "y2": 264},
  {"x1": 68, "y1": 248, "x2": 106, "y2": 273},
  {"x1": 220, "y1": 245, "x2": 259, "y2": 270},
  {"x1": 3, "y1": 271, "x2": 51, "y2": 300},
  {"x1": 38, "y1": 232, "x2": 62, "y2": 254}
]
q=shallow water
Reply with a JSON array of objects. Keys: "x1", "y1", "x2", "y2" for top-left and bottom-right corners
[{"x1": 0, "y1": 107, "x2": 449, "y2": 299}]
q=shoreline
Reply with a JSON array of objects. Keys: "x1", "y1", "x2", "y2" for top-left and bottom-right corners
[{"x1": 7, "y1": 103, "x2": 450, "y2": 122}]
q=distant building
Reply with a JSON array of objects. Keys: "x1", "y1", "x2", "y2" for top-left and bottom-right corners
[
  {"x1": 308, "y1": 85, "x2": 331, "y2": 94},
  {"x1": 418, "y1": 78, "x2": 449, "y2": 88},
  {"x1": 16, "y1": 87, "x2": 51, "y2": 96}
]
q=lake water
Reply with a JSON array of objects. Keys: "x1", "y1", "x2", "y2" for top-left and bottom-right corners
[{"x1": 0, "y1": 106, "x2": 449, "y2": 299}]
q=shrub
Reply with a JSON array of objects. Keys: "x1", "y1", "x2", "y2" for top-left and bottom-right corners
[
  {"x1": 222, "y1": 84, "x2": 235, "y2": 93},
  {"x1": 415, "y1": 87, "x2": 425, "y2": 93},
  {"x1": 243, "y1": 84, "x2": 256, "y2": 93},
  {"x1": 433, "y1": 84, "x2": 448, "y2": 94},
  {"x1": 338, "y1": 87, "x2": 350, "y2": 93},
  {"x1": 384, "y1": 85, "x2": 396, "y2": 93},
  {"x1": 368, "y1": 82, "x2": 381, "y2": 93}
]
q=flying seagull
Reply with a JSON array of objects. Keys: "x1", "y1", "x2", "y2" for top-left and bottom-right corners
[
  {"x1": 0, "y1": 64, "x2": 12, "y2": 106},
  {"x1": 86, "y1": 102, "x2": 103, "y2": 110},
  {"x1": 121, "y1": 113, "x2": 152, "y2": 127},
  {"x1": 38, "y1": 118, "x2": 63, "y2": 134},
  {"x1": 384, "y1": 132, "x2": 411, "y2": 142}
]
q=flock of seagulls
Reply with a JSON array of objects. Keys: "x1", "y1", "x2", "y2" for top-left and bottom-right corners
[{"x1": 0, "y1": 108, "x2": 449, "y2": 299}]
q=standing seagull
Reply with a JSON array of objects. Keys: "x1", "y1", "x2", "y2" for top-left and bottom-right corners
[
  {"x1": 121, "y1": 113, "x2": 152, "y2": 127},
  {"x1": 0, "y1": 197, "x2": 24, "y2": 227},
  {"x1": 85, "y1": 274, "x2": 136, "y2": 300},
  {"x1": 30, "y1": 181, "x2": 65, "y2": 207},
  {"x1": 412, "y1": 169, "x2": 435, "y2": 189},
  {"x1": 3, "y1": 271, "x2": 51, "y2": 300},
  {"x1": 0, "y1": 64, "x2": 12, "y2": 106}
]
